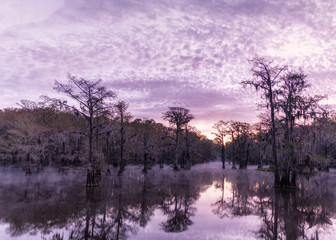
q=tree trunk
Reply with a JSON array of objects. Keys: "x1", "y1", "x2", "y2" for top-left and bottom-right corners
[
  {"x1": 273, "y1": 190, "x2": 279, "y2": 240},
  {"x1": 269, "y1": 84, "x2": 280, "y2": 187},
  {"x1": 244, "y1": 143, "x2": 250, "y2": 169},
  {"x1": 142, "y1": 153, "x2": 148, "y2": 173},
  {"x1": 185, "y1": 127, "x2": 191, "y2": 170},
  {"x1": 231, "y1": 133, "x2": 237, "y2": 169},
  {"x1": 118, "y1": 115, "x2": 125, "y2": 176},
  {"x1": 221, "y1": 144, "x2": 225, "y2": 169},
  {"x1": 174, "y1": 129, "x2": 179, "y2": 170},
  {"x1": 86, "y1": 169, "x2": 96, "y2": 187},
  {"x1": 86, "y1": 103, "x2": 96, "y2": 187}
]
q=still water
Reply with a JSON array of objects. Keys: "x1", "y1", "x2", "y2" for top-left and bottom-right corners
[{"x1": 0, "y1": 162, "x2": 335, "y2": 240}]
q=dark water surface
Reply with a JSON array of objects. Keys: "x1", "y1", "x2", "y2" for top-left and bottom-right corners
[{"x1": 0, "y1": 163, "x2": 336, "y2": 240}]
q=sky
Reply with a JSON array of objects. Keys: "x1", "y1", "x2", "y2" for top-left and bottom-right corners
[{"x1": 0, "y1": 0, "x2": 336, "y2": 138}]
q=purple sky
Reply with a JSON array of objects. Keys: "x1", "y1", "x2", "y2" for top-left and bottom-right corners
[{"x1": 1, "y1": 0, "x2": 336, "y2": 137}]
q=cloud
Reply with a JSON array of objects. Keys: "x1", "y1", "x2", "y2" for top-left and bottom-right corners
[
  {"x1": 0, "y1": 0, "x2": 64, "y2": 33},
  {"x1": 0, "y1": 0, "x2": 335, "y2": 136}
]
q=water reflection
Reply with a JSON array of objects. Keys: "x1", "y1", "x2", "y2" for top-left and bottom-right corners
[
  {"x1": 211, "y1": 170, "x2": 335, "y2": 240},
  {"x1": 0, "y1": 165, "x2": 336, "y2": 239},
  {"x1": 257, "y1": 178, "x2": 335, "y2": 240},
  {"x1": 160, "y1": 174, "x2": 196, "y2": 232}
]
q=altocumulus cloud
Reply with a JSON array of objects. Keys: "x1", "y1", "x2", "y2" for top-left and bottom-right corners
[{"x1": 0, "y1": 0, "x2": 335, "y2": 136}]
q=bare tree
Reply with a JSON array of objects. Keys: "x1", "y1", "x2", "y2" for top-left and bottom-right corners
[
  {"x1": 231, "y1": 121, "x2": 251, "y2": 169},
  {"x1": 54, "y1": 74, "x2": 116, "y2": 186},
  {"x1": 182, "y1": 124, "x2": 192, "y2": 169},
  {"x1": 114, "y1": 101, "x2": 131, "y2": 176},
  {"x1": 253, "y1": 122, "x2": 270, "y2": 169},
  {"x1": 162, "y1": 107, "x2": 194, "y2": 170},
  {"x1": 227, "y1": 121, "x2": 238, "y2": 169},
  {"x1": 242, "y1": 56, "x2": 286, "y2": 187},
  {"x1": 212, "y1": 120, "x2": 230, "y2": 169},
  {"x1": 139, "y1": 119, "x2": 156, "y2": 174}
]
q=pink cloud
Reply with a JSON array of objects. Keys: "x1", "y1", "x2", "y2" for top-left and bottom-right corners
[{"x1": 0, "y1": 0, "x2": 335, "y2": 136}]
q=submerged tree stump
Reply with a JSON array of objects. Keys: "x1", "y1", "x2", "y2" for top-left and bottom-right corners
[
  {"x1": 86, "y1": 169, "x2": 98, "y2": 187},
  {"x1": 142, "y1": 167, "x2": 148, "y2": 174},
  {"x1": 26, "y1": 167, "x2": 32, "y2": 175},
  {"x1": 184, "y1": 161, "x2": 191, "y2": 170}
]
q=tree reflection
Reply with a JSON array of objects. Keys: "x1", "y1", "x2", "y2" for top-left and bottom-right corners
[
  {"x1": 67, "y1": 176, "x2": 141, "y2": 240},
  {"x1": 212, "y1": 174, "x2": 229, "y2": 218},
  {"x1": 212, "y1": 171, "x2": 260, "y2": 218},
  {"x1": 230, "y1": 172, "x2": 255, "y2": 216},
  {"x1": 160, "y1": 173, "x2": 197, "y2": 232},
  {"x1": 256, "y1": 180, "x2": 335, "y2": 240},
  {"x1": 138, "y1": 174, "x2": 154, "y2": 228},
  {"x1": 0, "y1": 167, "x2": 208, "y2": 240},
  {"x1": 211, "y1": 171, "x2": 335, "y2": 240},
  {"x1": 0, "y1": 167, "x2": 336, "y2": 240}
]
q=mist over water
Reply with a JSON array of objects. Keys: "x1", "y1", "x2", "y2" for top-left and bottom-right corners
[{"x1": 0, "y1": 163, "x2": 335, "y2": 240}]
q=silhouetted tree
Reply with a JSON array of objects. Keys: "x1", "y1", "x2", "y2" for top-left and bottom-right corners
[
  {"x1": 182, "y1": 124, "x2": 192, "y2": 169},
  {"x1": 242, "y1": 56, "x2": 287, "y2": 187},
  {"x1": 212, "y1": 120, "x2": 230, "y2": 169},
  {"x1": 277, "y1": 69, "x2": 324, "y2": 187},
  {"x1": 230, "y1": 121, "x2": 251, "y2": 169},
  {"x1": 54, "y1": 74, "x2": 116, "y2": 186},
  {"x1": 162, "y1": 107, "x2": 194, "y2": 170},
  {"x1": 114, "y1": 101, "x2": 131, "y2": 176},
  {"x1": 253, "y1": 122, "x2": 270, "y2": 169},
  {"x1": 137, "y1": 119, "x2": 158, "y2": 173}
]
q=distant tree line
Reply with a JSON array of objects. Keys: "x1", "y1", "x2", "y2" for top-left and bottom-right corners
[{"x1": 0, "y1": 75, "x2": 216, "y2": 184}]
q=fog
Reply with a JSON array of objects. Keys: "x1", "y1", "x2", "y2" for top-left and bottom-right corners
[{"x1": 0, "y1": 163, "x2": 336, "y2": 239}]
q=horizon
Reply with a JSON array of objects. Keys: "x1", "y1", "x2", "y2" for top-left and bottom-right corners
[{"x1": 1, "y1": 0, "x2": 335, "y2": 138}]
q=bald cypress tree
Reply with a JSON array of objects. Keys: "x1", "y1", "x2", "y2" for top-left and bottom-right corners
[
  {"x1": 54, "y1": 74, "x2": 116, "y2": 186},
  {"x1": 163, "y1": 107, "x2": 194, "y2": 170},
  {"x1": 242, "y1": 56, "x2": 286, "y2": 187}
]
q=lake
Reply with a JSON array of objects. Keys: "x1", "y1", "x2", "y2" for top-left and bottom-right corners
[{"x1": 0, "y1": 162, "x2": 335, "y2": 240}]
